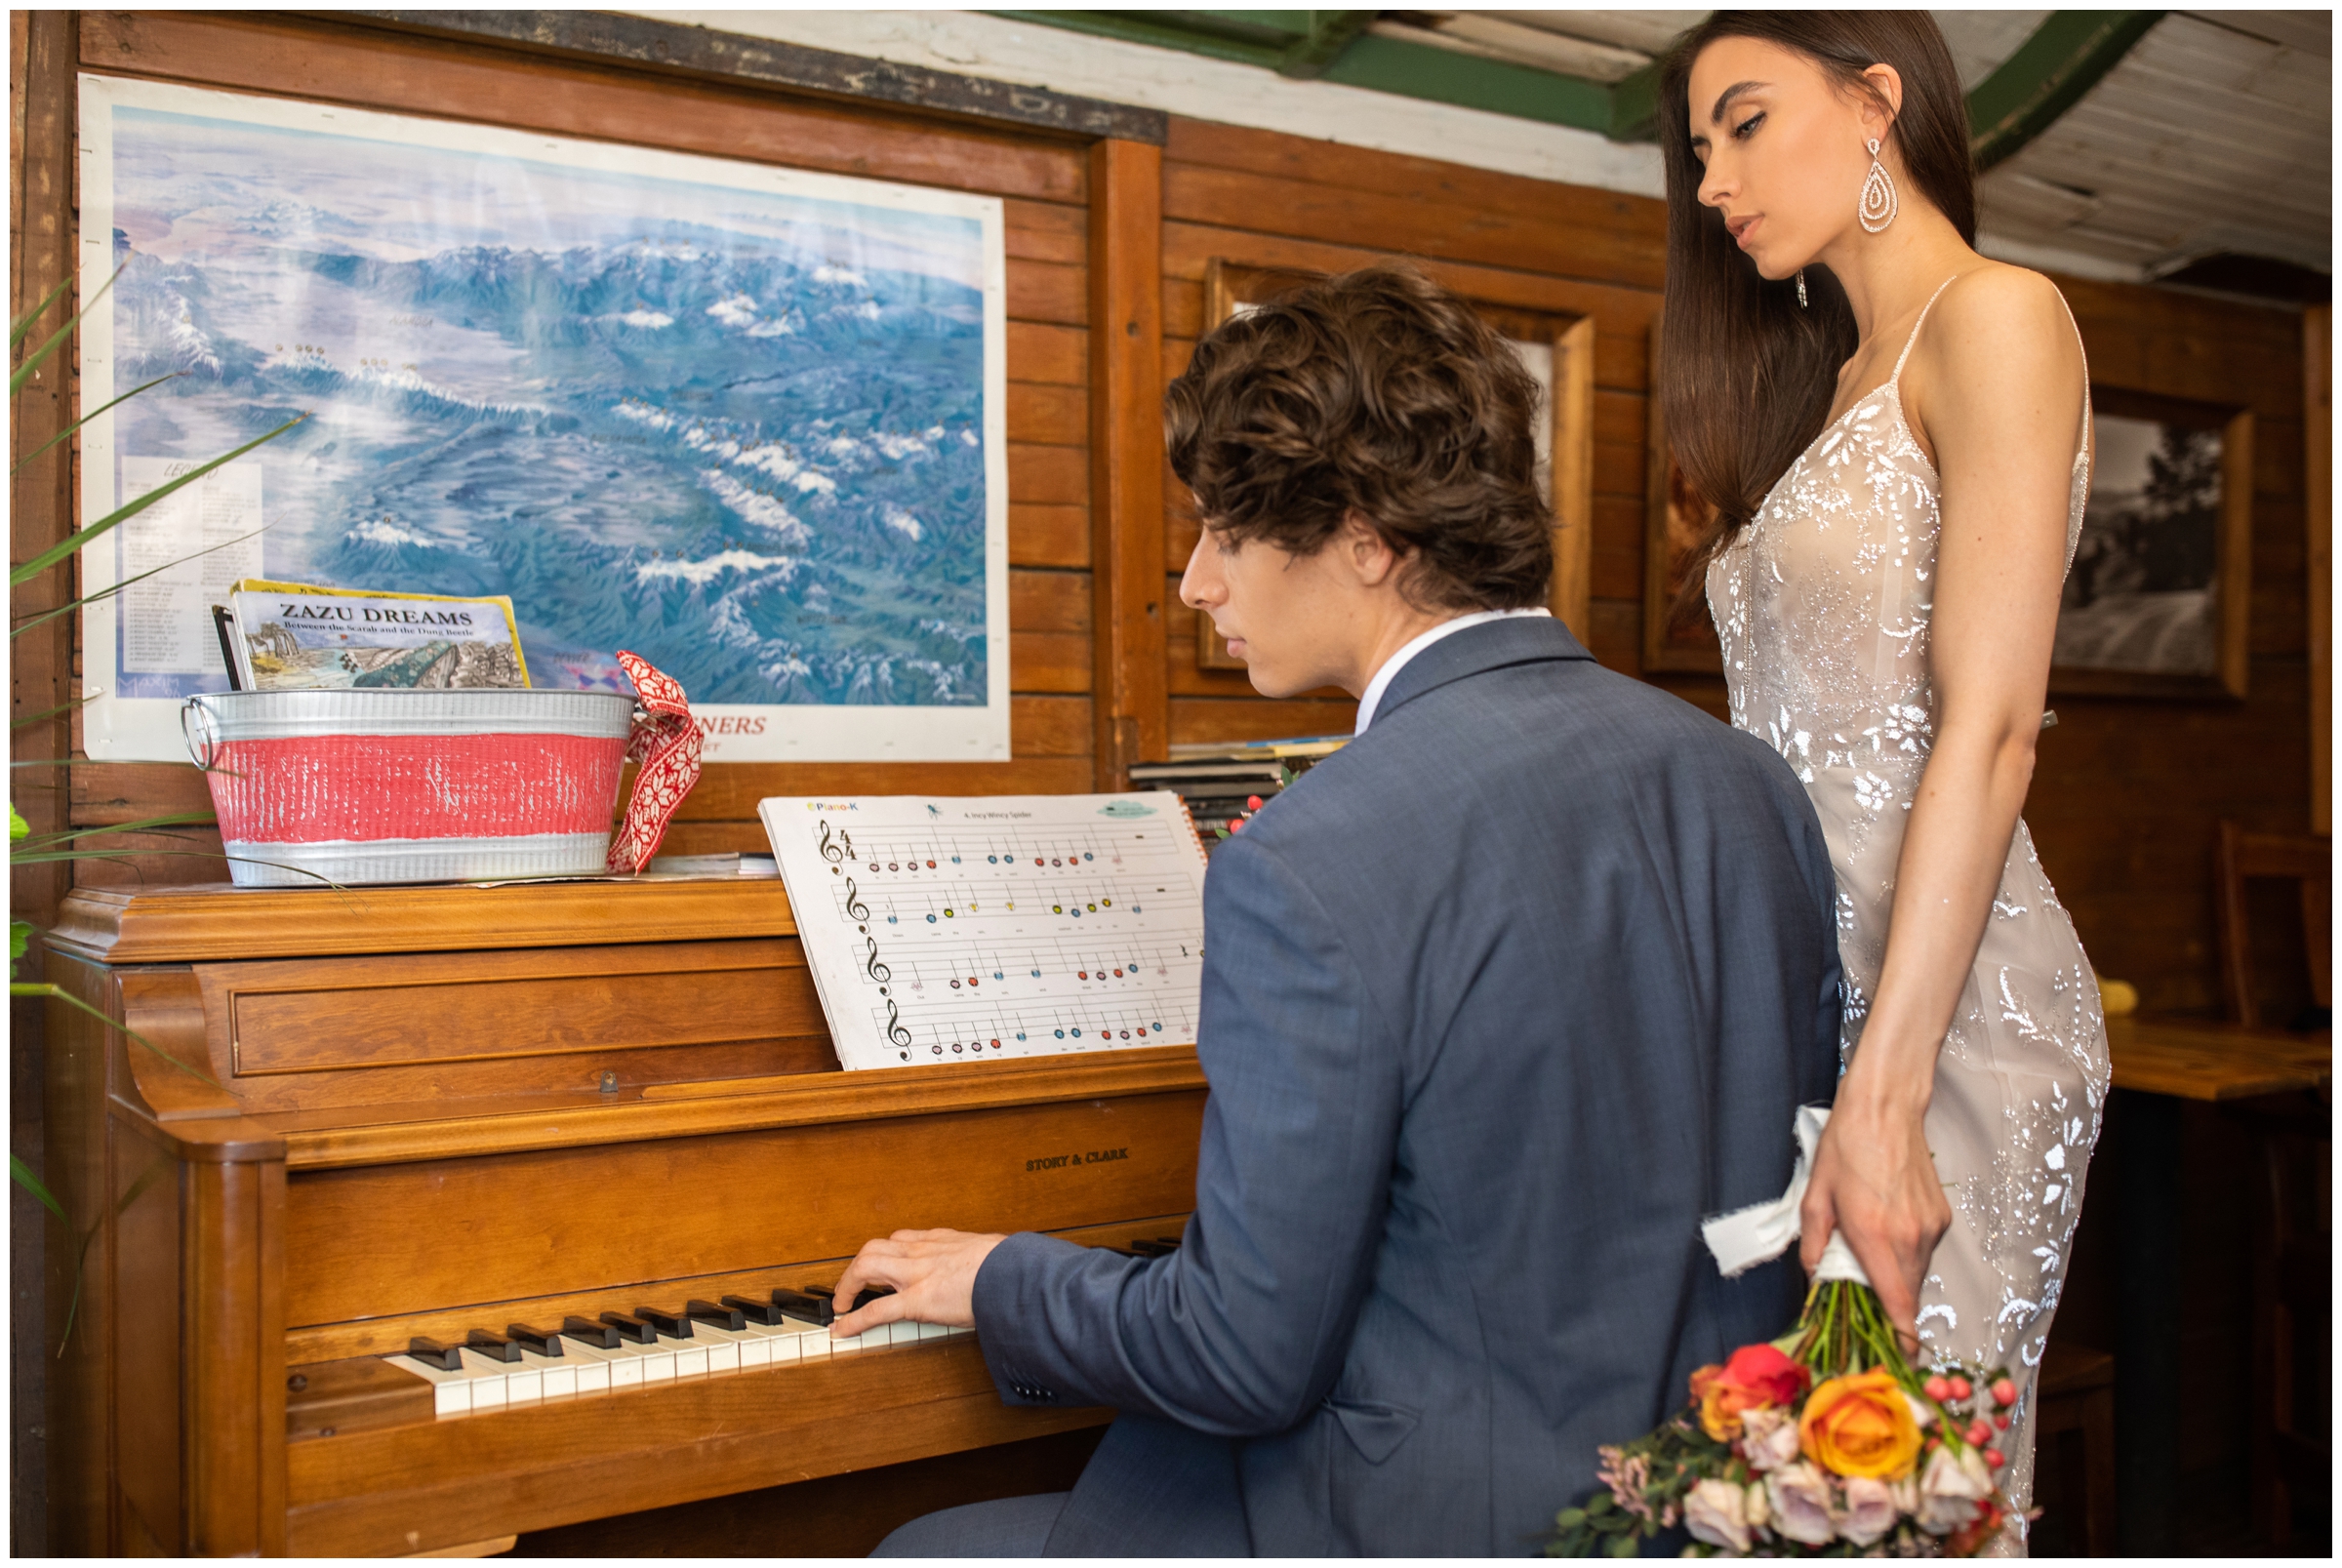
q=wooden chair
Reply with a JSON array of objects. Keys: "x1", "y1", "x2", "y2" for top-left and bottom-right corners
[
  {"x1": 2034, "y1": 1339, "x2": 2117, "y2": 1555},
  {"x1": 2212, "y1": 822, "x2": 2332, "y2": 1548},
  {"x1": 2214, "y1": 822, "x2": 2331, "y2": 1028}
]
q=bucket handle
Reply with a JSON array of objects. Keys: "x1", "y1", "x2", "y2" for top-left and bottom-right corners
[{"x1": 181, "y1": 695, "x2": 222, "y2": 773}]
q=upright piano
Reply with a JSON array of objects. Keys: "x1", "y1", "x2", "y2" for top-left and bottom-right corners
[{"x1": 40, "y1": 879, "x2": 1209, "y2": 1555}]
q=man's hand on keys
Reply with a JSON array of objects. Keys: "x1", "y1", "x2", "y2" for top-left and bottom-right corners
[{"x1": 829, "y1": 1228, "x2": 1007, "y2": 1340}]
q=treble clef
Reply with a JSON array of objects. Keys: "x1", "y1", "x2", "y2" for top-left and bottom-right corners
[
  {"x1": 818, "y1": 820, "x2": 853, "y2": 864},
  {"x1": 884, "y1": 996, "x2": 912, "y2": 1049},
  {"x1": 843, "y1": 876, "x2": 869, "y2": 922},
  {"x1": 865, "y1": 937, "x2": 891, "y2": 985}
]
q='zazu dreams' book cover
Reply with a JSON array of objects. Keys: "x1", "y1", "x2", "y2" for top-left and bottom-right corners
[{"x1": 223, "y1": 580, "x2": 530, "y2": 691}]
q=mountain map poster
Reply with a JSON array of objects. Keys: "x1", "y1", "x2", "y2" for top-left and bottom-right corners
[{"x1": 76, "y1": 73, "x2": 1009, "y2": 762}]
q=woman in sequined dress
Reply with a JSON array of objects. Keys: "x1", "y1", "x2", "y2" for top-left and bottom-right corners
[{"x1": 1655, "y1": 15, "x2": 2109, "y2": 1546}]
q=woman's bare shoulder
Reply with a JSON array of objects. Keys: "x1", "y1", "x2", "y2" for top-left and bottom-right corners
[{"x1": 1929, "y1": 261, "x2": 2076, "y2": 353}]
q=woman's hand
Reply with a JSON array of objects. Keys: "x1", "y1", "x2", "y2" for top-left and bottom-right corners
[{"x1": 1800, "y1": 1082, "x2": 1951, "y2": 1342}]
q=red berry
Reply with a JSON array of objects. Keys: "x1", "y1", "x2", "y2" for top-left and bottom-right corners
[
  {"x1": 1948, "y1": 1376, "x2": 1972, "y2": 1401},
  {"x1": 1246, "y1": 795, "x2": 1264, "y2": 812},
  {"x1": 1229, "y1": 818, "x2": 1246, "y2": 832},
  {"x1": 1923, "y1": 1375, "x2": 1953, "y2": 1402},
  {"x1": 1967, "y1": 1419, "x2": 1993, "y2": 1446},
  {"x1": 1991, "y1": 1378, "x2": 2017, "y2": 1407},
  {"x1": 1984, "y1": 1448, "x2": 2005, "y2": 1469},
  {"x1": 1994, "y1": 1413, "x2": 2010, "y2": 1431}
]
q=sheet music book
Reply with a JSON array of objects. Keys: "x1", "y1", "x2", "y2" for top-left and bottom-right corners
[{"x1": 759, "y1": 793, "x2": 1208, "y2": 1070}]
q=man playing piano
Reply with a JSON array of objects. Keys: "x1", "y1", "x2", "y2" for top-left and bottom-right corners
[{"x1": 829, "y1": 263, "x2": 1843, "y2": 1556}]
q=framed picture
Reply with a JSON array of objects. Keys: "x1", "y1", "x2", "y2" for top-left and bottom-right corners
[
  {"x1": 2053, "y1": 387, "x2": 2254, "y2": 699},
  {"x1": 1192, "y1": 259, "x2": 1594, "y2": 672},
  {"x1": 1640, "y1": 317, "x2": 1723, "y2": 675},
  {"x1": 78, "y1": 75, "x2": 1010, "y2": 762}
]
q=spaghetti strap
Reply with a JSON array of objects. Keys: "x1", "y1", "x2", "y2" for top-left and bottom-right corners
[{"x1": 1888, "y1": 275, "x2": 1961, "y2": 389}]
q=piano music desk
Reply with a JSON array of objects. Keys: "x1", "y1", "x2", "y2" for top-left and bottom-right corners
[{"x1": 41, "y1": 880, "x2": 1208, "y2": 1555}]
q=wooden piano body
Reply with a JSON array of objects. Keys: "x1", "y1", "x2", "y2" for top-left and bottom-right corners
[{"x1": 40, "y1": 879, "x2": 1208, "y2": 1555}]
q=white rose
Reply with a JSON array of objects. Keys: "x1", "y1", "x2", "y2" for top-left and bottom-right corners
[
  {"x1": 1738, "y1": 1405, "x2": 1803, "y2": 1473},
  {"x1": 1891, "y1": 1474, "x2": 1921, "y2": 1515},
  {"x1": 1905, "y1": 1389, "x2": 1938, "y2": 1429},
  {"x1": 1745, "y1": 1479, "x2": 1770, "y2": 1531},
  {"x1": 1682, "y1": 1476, "x2": 1753, "y2": 1555},
  {"x1": 1837, "y1": 1475, "x2": 1898, "y2": 1547},
  {"x1": 1917, "y1": 1444, "x2": 1994, "y2": 1534},
  {"x1": 1765, "y1": 1462, "x2": 1838, "y2": 1547}
]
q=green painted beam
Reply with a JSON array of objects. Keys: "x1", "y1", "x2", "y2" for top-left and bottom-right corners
[
  {"x1": 1276, "y1": 11, "x2": 1377, "y2": 80},
  {"x1": 1966, "y1": 10, "x2": 2164, "y2": 172}
]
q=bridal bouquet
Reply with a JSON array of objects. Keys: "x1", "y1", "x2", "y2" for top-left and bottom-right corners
[
  {"x1": 1548, "y1": 1277, "x2": 2014, "y2": 1557},
  {"x1": 1550, "y1": 1108, "x2": 2016, "y2": 1557}
]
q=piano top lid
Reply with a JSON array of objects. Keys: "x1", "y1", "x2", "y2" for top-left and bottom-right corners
[{"x1": 49, "y1": 877, "x2": 798, "y2": 965}]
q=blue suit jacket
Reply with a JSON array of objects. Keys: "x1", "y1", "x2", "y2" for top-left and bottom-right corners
[{"x1": 973, "y1": 618, "x2": 1842, "y2": 1555}]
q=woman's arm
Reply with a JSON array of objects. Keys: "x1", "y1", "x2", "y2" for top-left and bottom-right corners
[{"x1": 1799, "y1": 265, "x2": 2088, "y2": 1337}]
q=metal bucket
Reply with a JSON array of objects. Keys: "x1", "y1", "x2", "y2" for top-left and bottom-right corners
[{"x1": 182, "y1": 689, "x2": 637, "y2": 887}]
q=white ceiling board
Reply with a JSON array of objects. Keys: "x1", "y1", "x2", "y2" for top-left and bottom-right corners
[
  {"x1": 1382, "y1": 15, "x2": 1653, "y2": 82},
  {"x1": 1493, "y1": 11, "x2": 1711, "y2": 57},
  {"x1": 2190, "y1": 9, "x2": 2332, "y2": 58},
  {"x1": 1984, "y1": 11, "x2": 2331, "y2": 273},
  {"x1": 1931, "y1": 10, "x2": 2054, "y2": 89}
]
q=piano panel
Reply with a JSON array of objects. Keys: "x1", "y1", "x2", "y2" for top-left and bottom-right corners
[
  {"x1": 199, "y1": 940, "x2": 836, "y2": 1110},
  {"x1": 282, "y1": 1091, "x2": 1206, "y2": 1330}
]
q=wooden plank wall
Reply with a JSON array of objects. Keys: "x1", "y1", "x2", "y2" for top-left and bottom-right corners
[
  {"x1": 23, "y1": 15, "x2": 2320, "y2": 1018},
  {"x1": 1154, "y1": 116, "x2": 1670, "y2": 745},
  {"x1": 50, "y1": 10, "x2": 1111, "y2": 881}
]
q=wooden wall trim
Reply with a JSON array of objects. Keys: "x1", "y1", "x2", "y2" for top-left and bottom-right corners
[
  {"x1": 11, "y1": 9, "x2": 78, "y2": 933},
  {"x1": 1550, "y1": 314, "x2": 1595, "y2": 641},
  {"x1": 2308, "y1": 303, "x2": 2329, "y2": 836},
  {"x1": 342, "y1": 9, "x2": 1168, "y2": 144},
  {"x1": 1087, "y1": 140, "x2": 1169, "y2": 784}
]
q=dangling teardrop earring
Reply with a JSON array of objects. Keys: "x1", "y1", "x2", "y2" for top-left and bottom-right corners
[
  {"x1": 1858, "y1": 137, "x2": 1898, "y2": 233},
  {"x1": 1796, "y1": 269, "x2": 1808, "y2": 308}
]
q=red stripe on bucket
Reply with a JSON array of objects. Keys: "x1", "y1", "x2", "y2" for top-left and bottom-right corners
[{"x1": 203, "y1": 733, "x2": 627, "y2": 844}]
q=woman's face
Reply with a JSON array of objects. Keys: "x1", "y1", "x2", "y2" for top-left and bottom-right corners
[{"x1": 1685, "y1": 37, "x2": 1889, "y2": 279}]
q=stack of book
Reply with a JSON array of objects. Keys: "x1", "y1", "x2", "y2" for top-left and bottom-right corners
[{"x1": 1129, "y1": 736, "x2": 1349, "y2": 849}]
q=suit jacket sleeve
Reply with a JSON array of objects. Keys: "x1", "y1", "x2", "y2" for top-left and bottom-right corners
[{"x1": 971, "y1": 829, "x2": 1402, "y2": 1436}]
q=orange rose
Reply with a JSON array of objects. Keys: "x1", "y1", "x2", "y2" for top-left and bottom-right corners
[
  {"x1": 1689, "y1": 1345, "x2": 1810, "y2": 1441},
  {"x1": 1799, "y1": 1368, "x2": 1922, "y2": 1479}
]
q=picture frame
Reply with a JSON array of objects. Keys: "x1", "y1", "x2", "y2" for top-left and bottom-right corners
[
  {"x1": 1193, "y1": 259, "x2": 1594, "y2": 672},
  {"x1": 2051, "y1": 386, "x2": 2254, "y2": 701}
]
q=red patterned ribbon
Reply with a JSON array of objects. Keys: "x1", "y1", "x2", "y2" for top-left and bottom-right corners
[{"x1": 606, "y1": 651, "x2": 703, "y2": 874}]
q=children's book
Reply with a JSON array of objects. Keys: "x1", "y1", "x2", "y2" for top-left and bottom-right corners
[{"x1": 222, "y1": 580, "x2": 530, "y2": 691}]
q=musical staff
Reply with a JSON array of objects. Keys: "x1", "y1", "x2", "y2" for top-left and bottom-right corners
[{"x1": 761, "y1": 793, "x2": 1210, "y2": 1070}]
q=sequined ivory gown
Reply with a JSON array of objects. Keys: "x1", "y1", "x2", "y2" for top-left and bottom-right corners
[{"x1": 1707, "y1": 278, "x2": 2110, "y2": 1547}]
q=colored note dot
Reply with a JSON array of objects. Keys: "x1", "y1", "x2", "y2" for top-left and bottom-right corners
[
  {"x1": 951, "y1": 1042, "x2": 963, "y2": 1054},
  {"x1": 932, "y1": 1044, "x2": 944, "y2": 1055},
  {"x1": 1113, "y1": 969, "x2": 1123, "y2": 978},
  {"x1": 1086, "y1": 903, "x2": 1097, "y2": 911},
  {"x1": 944, "y1": 908, "x2": 954, "y2": 918},
  {"x1": 926, "y1": 914, "x2": 937, "y2": 924},
  {"x1": 1120, "y1": 1030, "x2": 1130, "y2": 1039},
  {"x1": 993, "y1": 971, "x2": 1004, "y2": 980},
  {"x1": 1030, "y1": 968, "x2": 1041, "y2": 978},
  {"x1": 1052, "y1": 905, "x2": 1063, "y2": 913},
  {"x1": 1054, "y1": 1029, "x2": 1066, "y2": 1039},
  {"x1": 1071, "y1": 1028, "x2": 1083, "y2": 1037},
  {"x1": 868, "y1": 863, "x2": 878, "y2": 872},
  {"x1": 1102, "y1": 899, "x2": 1112, "y2": 907},
  {"x1": 887, "y1": 916, "x2": 898, "y2": 924},
  {"x1": 1078, "y1": 971, "x2": 1089, "y2": 980},
  {"x1": 1070, "y1": 908, "x2": 1081, "y2": 918},
  {"x1": 889, "y1": 862, "x2": 900, "y2": 870},
  {"x1": 1084, "y1": 853, "x2": 1093, "y2": 862},
  {"x1": 1153, "y1": 1023, "x2": 1162, "y2": 1031},
  {"x1": 950, "y1": 980, "x2": 961, "y2": 989},
  {"x1": 969, "y1": 976, "x2": 979, "y2": 986},
  {"x1": 950, "y1": 856, "x2": 961, "y2": 864},
  {"x1": 926, "y1": 860, "x2": 937, "y2": 868},
  {"x1": 1018, "y1": 1031, "x2": 1029, "y2": 1040},
  {"x1": 1033, "y1": 858, "x2": 1044, "y2": 866},
  {"x1": 989, "y1": 855, "x2": 998, "y2": 864}
]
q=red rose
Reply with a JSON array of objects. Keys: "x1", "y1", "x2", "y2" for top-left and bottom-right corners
[{"x1": 1689, "y1": 1344, "x2": 1811, "y2": 1439}]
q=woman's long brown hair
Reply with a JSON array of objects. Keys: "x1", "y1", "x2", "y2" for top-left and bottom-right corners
[{"x1": 1657, "y1": 12, "x2": 1976, "y2": 620}]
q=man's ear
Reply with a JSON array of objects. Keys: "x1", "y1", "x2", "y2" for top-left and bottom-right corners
[{"x1": 1341, "y1": 510, "x2": 1403, "y2": 588}]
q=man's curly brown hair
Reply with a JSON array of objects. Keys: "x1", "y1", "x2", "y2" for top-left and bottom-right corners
[{"x1": 1165, "y1": 262, "x2": 1553, "y2": 612}]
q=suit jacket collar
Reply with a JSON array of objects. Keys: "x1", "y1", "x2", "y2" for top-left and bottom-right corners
[{"x1": 1369, "y1": 615, "x2": 1595, "y2": 727}]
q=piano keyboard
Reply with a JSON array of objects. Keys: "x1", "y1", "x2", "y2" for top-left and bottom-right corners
[{"x1": 381, "y1": 1284, "x2": 967, "y2": 1419}]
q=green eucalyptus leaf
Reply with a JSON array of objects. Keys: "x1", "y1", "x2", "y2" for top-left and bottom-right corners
[
  {"x1": 1603, "y1": 1534, "x2": 1637, "y2": 1557},
  {"x1": 1555, "y1": 1508, "x2": 1586, "y2": 1532}
]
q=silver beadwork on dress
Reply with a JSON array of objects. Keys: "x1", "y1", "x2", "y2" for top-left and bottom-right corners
[
  {"x1": 1707, "y1": 277, "x2": 2108, "y2": 1554},
  {"x1": 1858, "y1": 138, "x2": 1898, "y2": 233}
]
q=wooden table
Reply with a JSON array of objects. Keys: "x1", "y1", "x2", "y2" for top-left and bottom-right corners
[
  {"x1": 2105, "y1": 1014, "x2": 2332, "y2": 1101},
  {"x1": 2101, "y1": 1014, "x2": 2328, "y2": 1550}
]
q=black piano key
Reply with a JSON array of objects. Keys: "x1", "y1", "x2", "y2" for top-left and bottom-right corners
[
  {"x1": 772, "y1": 1286, "x2": 834, "y2": 1326},
  {"x1": 561, "y1": 1315, "x2": 623, "y2": 1349},
  {"x1": 688, "y1": 1299, "x2": 748, "y2": 1332},
  {"x1": 464, "y1": 1328, "x2": 523, "y2": 1363},
  {"x1": 599, "y1": 1310, "x2": 658, "y2": 1345},
  {"x1": 854, "y1": 1285, "x2": 895, "y2": 1310},
  {"x1": 1130, "y1": 1239, "x2": 1175, "y2": 1258},
  {"x1": 1155, "y1": 1236, "x2": 1184, "y2": 1249},
  {"x1": 722, "y1": 1294, "x2": 790, "y2": 1327},
  {"x1": 505, "y1": 1323, "x2": 565, "y2": 1357},
  {"x1": 406, "y1": 1336, "x2": 464, "y2": 1371},
  {"x1": 633, "y1": 1306, "x2": 695, "y2": 1340}
]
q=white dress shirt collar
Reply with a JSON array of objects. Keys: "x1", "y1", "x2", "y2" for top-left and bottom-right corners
[{"x1": 1353, "y1": 608, "x2": 1552, "y2": 734}]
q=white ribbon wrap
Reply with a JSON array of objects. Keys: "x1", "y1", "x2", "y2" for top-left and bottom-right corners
[{"x1": 1701, "y1": 1105, "x2": 1872, "y2": 1287}]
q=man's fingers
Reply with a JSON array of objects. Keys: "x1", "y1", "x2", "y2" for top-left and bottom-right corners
[
  {"x1": 830, "y1": 1290, "x2": 911, "y2": 1342},
  {"x1": 1798, "y1": 1190, "x2": 1835, "y2": 1273}
]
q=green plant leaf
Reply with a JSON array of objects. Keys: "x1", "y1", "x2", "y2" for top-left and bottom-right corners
[
  {"x1": 11, "y1": 264, "x2": 122, "y2": 397},
  {"x1": 13, "y1": 524, "x2": 265, "y2": 640},
  {"x1": 1604, "y1": 1535, "x2": 1637, "y2": 1557},
  {"x1": 9, "y1": 918, "x2": 28, "y2": 981},
  {"x1": 10, "y1": 1154, "x2": 69, "y2": 1227},
  {"x1": 14, "y1": 979, "x2": 222, "y2": 1088},
  {"x1": 10, "y1": 372, "x2": 182, "y2": 477},
  {"x1": 12, "y1": 811, "x2": 218, "y2": 856},
  {"x1": 10, "y1": 413, "x2": 303, "y2": 586},
  {"x1": 8, "y1": 802, "x2": 27, "y2": 843},
  {"x1": 11, "y1": 274, "x2": 74, "y2": 349}
]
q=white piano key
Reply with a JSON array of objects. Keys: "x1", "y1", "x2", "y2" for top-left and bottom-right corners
[
  {"x1": 384, "y1": 1353, "x2": 472, "y2": 1417},
  {"x1": 526, "y1": 1347, "x2": 578, "y2": 1400},
  {"x1": 779, "y1": 1315, "x2": 828, "y2": 1360},
  {"x1": 688, "y1": 1323, "x2": 748, "y2": 1372},
  {"x1": 916, "y1": 1320, "x2": 951, "y2": 1341},
  {"x1": 454, "y1": 1347, "x2": 511, "y2": 1407},
  {"x1": 671, "y1": 1342, "x2": 709, "y2": 1379},
  {"x1": 554, "y1": 1340, "x2": 619, "y2": 1394}
]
